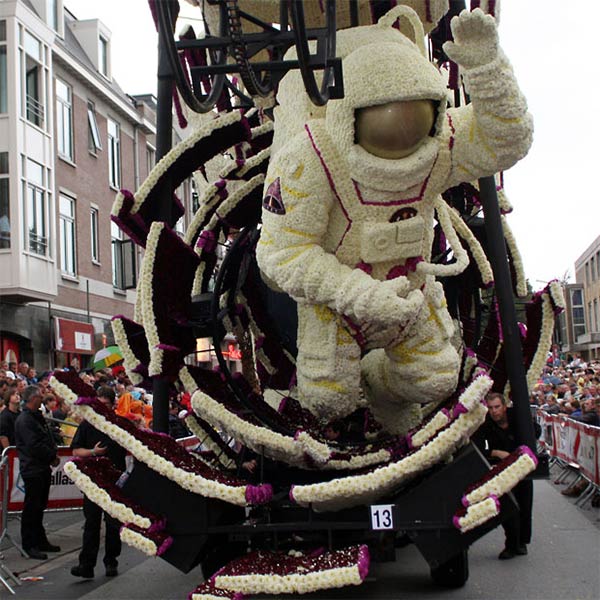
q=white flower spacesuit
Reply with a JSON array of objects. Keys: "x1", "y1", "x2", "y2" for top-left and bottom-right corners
[{"x1": 256, "y1": 7, "x2": 533, "y2": 433}]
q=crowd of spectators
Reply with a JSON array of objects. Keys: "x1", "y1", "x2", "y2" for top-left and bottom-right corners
[
  {"x1": 0, "y1": 359, "x2": 192, "y2": 451},
  {"x1": 532, "y1": 352, "x2": 600, "y2": 427}
]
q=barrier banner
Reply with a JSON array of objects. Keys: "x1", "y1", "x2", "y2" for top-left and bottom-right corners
[
  {"x1": 553, "y1": 416, "x2": 579, "y2": 464},
  {"x1": 574, "y1": 422, "x2": 600, "y2": 485},
  {"x1": 6, "y1": 447, "x2": 83, "y2": 512},
  {"x1": 537, "y1": 411, "x2": 555, "y2": 455}
]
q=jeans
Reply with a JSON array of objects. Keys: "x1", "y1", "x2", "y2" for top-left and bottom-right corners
[
  {"x1": 21, "y1": 470, "x2": 51, "y2": 551},
  {"x1": 78, "y1": 496, "x2": 121, "y2": 568}
]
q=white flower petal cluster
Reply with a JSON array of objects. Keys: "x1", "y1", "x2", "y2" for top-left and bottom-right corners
[
  {"x1": 410, "y1": 410, "x2": 450, "y2": 448},
  {"x1": 64, "y1": 461, "x2": 151, "y2": 528},
  {"x1": 111, "y1": 317, "x2": 144, "y2": 386},
  {"x1": 120, "y1": 527, "x2": 158, "y2": 557},
  {"x1": 216, "y1": 564, "x2": 363, "y2": 595},
  {"x1": 501, "y1": 215, "x2": 528, "y2": 298},
  {"x1": 112, "y1": 111, "x2": 242, "y2": 219},
  {"x1": 184, "y1": 414, "x2": 237, "y2": 470},
  {"x1": 192, "y1": 389, "x2": 305, "y2": 465},
  {"x1": 76, "y1": 405, "x2": 251, "y2": 506},
  {"x1": 455, "y1": 496, "x2": 499, "y2": 533},
  {"x1": 292, "y1": 387, "x2": 489, "y2": 511},
  {"x1": 49, "y1": 376, "x2": 79, "y2": 407},
  {"x1": 525, "y1": 291, "x2": 557, "y2": 393},
  {"x1": 464, "y1": 450, "x2": 537, "y2": 505}
]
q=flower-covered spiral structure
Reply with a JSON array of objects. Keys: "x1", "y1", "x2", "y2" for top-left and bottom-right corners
[{"x1": 53, "y1": 1, "x2": 563, "y2": 597}]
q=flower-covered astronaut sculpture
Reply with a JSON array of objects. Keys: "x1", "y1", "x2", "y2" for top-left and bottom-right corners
[{"x1": 256, "y1": 7, "x2": 533, "y2": 432}]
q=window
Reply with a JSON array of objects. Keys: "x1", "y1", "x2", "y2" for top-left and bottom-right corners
[
  {"x1": 56, "y1": 78, "x2": 73, "y2": 160},
  {"x1": 46, "y1": 0, "x2": 58, "y2": 31},
  {"x1": 107, "y1": 118, "x2": 120, "y2": 188},
  {"x1": 570, "y1": 288, "x2": 586, "y2": 341},
  {"x1": 146, "y1": 145, "x2": 155, "y2": 176},
  {"x1": 0, "y1": 21, "x2": 7, "y2": 114},
  {"x1": 98, "y1": 36, "x2": 108, "y2": 77},
  {"x1": 59, "y1": 194, "x2": 76, "y2": 275},
  {"x1": 0, "y1": 152, "x2": 9, "y2": 249},
  {"x1": 87, "y1": 101, "x2": 102, "y2": 153},
  {"x1": 111, "y1": 221, "x2": 136, "y2": 290},
  {"x1": 591, "y1": 256, "x2": 596, "y2": 282},
  {"x1": 22, "y1": 30, "x2": 45, "y2": 127},
  {"x1": 24, "y1": 158, "x2": 48, "y2": 256},
  {"x1": 594, "y1": 299, "x2": 599, "y2": 333},
  {"x1": 90, "y1": 207, "x2": 99, "y2": 262}
]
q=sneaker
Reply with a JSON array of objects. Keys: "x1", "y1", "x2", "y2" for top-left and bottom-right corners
[
  {"x1": 105, "y1": 565, "x2": 118, "y2": 577},
  {"x1": 516, "y1": 544, "x2": 528, "y2": 556},
  {"x1": 71, "y1": 564, "x2": 94, "y2": 579},
  {"x1": 498, "y1": 548, "x2": 516, "y2": 560},
  {"x1": 38, "y1": 542, "x2": 61, "y2": 552},
  {"x1": 26, "y1": 548, "x2": 48, "y2": 560}
]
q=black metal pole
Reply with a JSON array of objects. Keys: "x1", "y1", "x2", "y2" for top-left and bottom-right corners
[
  {"x1": 479, "y1": 176, "x2": 536, "y2": 451},
  {"x1": 152, "y1": 11, "x2": 174, "y2": 434}
]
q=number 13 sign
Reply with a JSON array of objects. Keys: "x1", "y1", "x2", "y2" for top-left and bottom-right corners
[{"x1": 370, "y1": 504, "x2": 395, "y2": 530}]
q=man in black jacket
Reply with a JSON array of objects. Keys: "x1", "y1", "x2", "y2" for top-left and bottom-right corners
[
  {"x1": 14, "y1": 385, "x2": 61, "y2": 560},
  {"x1": 70, "y1": 386, "x2": 127, "y2": 579},
  {"x1": 473, "y1": 392, "x2": 538, "y2": 561}
]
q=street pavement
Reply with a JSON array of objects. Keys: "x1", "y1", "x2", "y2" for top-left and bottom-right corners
[{"x1": 1, "y1": 471, "x2": 598, "y2": 600}]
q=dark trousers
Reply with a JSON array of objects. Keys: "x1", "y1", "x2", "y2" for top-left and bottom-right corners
[
  {"x1": 78, "y1": 496, "x2": 121, "y2": 569},
  {"x1": 21, "y1": 470, "x2": 51, "y2": 551},
  {"x1": 503, "y1": 479, "x2": 534, "y2": 549}
]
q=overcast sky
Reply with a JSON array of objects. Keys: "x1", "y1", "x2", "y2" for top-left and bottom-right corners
[{"x1": 64, "y1": 0, "x2": 599, "y2": 291}]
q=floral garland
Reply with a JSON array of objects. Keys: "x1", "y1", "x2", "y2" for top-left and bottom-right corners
[
  {"x1": 290, "y1": 395, "x2": 489, "y2": 512},
  {"x1": 461, "y1": 445, "x2": 538, "y2": 507},
  {"x1": 111, "y1": 316, "x2": 147, "y2": 386},
  {"x1": 71, "y1": 398, "x2": 272, "y2": 507},
  {"x1": 183, "y1": 412, "x2": 238, "y2": 470},
  {"x1": 213, "y1": 545, "x2": 370, "y2": 595},
  {"x1": 524, "y1": 289, "x2": 559, "y2": 394},
  {"x1": 447, "y1": 205, "x2": 493, "y2": 286},
  {"x1": 408, "y1": 409, "x2": 450, "y2": 449},
  {"x1": 452, "y1": 495, "x2": 500, "y2": 533},
  {"x1": 501, "y1": 215, "x2": 528, "y2": 298},
  {"x1": 190, "y1": 581, "x2": 244, "y2": 600},
  {"x1": 111, "y1": 111, "x2": 244, "y2": 222},
  {"x1": 63, "y1": 459, "x2": 153, "y2": 529},
  {"x1": 120, "y1": 524, "x2": 173, "y2": 557}
]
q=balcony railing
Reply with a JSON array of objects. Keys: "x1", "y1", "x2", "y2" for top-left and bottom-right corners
[
  {"x1": 26, "y1": 94, "x2": 44, "y2": 127},
  {"x1": 28, "y1": 231, "x2": 47, "y2": 255}
]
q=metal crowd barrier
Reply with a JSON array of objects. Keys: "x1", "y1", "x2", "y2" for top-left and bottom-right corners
[{"x1": 536, "y1": 410, "x2": 600, "y2": 508}]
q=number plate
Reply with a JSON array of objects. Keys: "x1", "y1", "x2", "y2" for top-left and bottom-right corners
[{"x1": 370, "y1": 504, "x2": 395, "y2": 530}]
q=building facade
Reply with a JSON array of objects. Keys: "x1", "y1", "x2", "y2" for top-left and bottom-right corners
[
  {"x1": 0, "y1": 0, "x2": 193, "y2": 371},
  {"x1": 555, "y1": 235, "x2": 600, "y2": 362}
]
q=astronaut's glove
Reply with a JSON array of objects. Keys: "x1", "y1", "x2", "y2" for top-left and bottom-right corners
[
  {"x1": 443, "y1": 8, "x2": 499, "y2": 70},
  {"x1": 335, "y1": 272, "x2": 424, "y2": 330}
]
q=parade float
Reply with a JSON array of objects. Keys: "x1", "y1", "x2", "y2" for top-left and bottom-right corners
[{"x1": 51, "y1": 1, "x2": 563, "y2": 597}]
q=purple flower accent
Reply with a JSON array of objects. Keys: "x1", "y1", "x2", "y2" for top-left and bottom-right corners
[
  {"x1": 244, "y1": 483, "x2": 273, "y2": 505},
  {"x1": 518, "y1": 444, "x2": 538, "y2": 466},
  {"x1": 357, "y1": 544, "x2": 370, "y2": 581},
  {"x1": 197, "y1": 230, "x2": 218, "y2": 253},
  {"x1": 489, "y1": 494, "x2": 501, "y2": 512},
  {"x1": 452, "y1": 515, "x2": 462, "y2": 530}
]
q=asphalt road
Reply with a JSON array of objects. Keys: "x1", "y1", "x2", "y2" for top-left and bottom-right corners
[{"x1": 3, "y1": 476, "x2": 599, "y2": 600}]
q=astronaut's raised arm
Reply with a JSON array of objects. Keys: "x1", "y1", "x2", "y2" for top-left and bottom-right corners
[{"x1": 443, "y1": 9, "x2": 533, "y2": 187}]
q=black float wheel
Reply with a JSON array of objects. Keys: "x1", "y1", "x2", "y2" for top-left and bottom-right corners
[
  {"x1": 290, "y1": 0, "x2": 341, "y2": 106},
  {"x1": 430, "y1": 549, "x2": 469, "y2": 588},
  {"x1": 156, "y1": 0, "x2": 228, "y2": 113}
]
